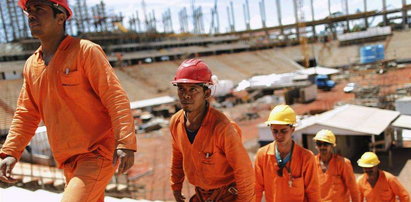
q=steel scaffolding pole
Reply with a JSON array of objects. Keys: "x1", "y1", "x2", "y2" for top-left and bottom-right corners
[
  {"x1": 0, "y1": 2, "x2": 10, "y2": 42},
  {"x1": 276, "y1": 0, "x2": 283, "y2": 35}
]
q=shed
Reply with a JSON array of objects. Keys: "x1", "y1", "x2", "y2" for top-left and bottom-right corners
[
  {"x1": 395, "y1": 96, "x2": 411, "y2": 115},
  {"x1": 293, "y1": 104, "x2": 400, "y2": 159},
  {"x1": 130, "y1": 96, "x2": 176, "y2": 110},
  {"x1": 391, "y1": 115, "x2": 411, "y2": 148}
]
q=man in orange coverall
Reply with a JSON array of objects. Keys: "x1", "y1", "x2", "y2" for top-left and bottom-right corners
[
  {"x1": 0, "y1": 0, "x2": 137, "y2": 201},
  {"x1": 313, "y1": 129, "x2": 360, "y2": 202},
  {"x1": 254, "y1": 104, "x2": 320, "y2": 202},
  {"x1": 357, "y1": 152, "x2": 410, "y2": 202},
  {"x1": 169, "y1": 59, "x2": 255, "y2": 202}
]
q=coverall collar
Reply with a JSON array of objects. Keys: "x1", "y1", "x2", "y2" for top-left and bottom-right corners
[
  {"x1": 34, "y1": 35, "x2": 72, "y2": 56},
  {"x1": 179, "y1": 103, "x2": 211, "y2": 128}
]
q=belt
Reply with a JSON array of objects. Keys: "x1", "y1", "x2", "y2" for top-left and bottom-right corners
[{"x1": 194, "y1": 183, "x2": 238, "y2": 202}]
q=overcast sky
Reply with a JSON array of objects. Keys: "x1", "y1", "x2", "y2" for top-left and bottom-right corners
[{"x1": 82, "y1": 0, "x2": 407, "y2": 33}]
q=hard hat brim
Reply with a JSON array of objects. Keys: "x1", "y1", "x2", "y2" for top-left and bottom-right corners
[
  {"x1": 265, "y1": 120, "x2": 294, "y2": 126},
  {"x1": 171, "y1": 79, "x2": 209, "y2": 85},
  {"x1": 357, "y1": 162, "x2": 379, "y2": 168},
  {"x1": 313, "y1": 138, "x2": 336, "y2": 146}
]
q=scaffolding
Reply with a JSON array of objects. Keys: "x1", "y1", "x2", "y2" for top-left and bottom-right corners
[
  {"x1": 0, "y1": 0, "x2": 29, "y2": 42},
  {"x1": 0, "y1": 0, "x2": 410, "y2": 43}
]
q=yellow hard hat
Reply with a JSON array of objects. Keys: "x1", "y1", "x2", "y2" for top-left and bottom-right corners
[
  {"x1": 357, "y1": 152, "x2": 380, "y2": 168},
  {"x1": 313, "y1": 129, "x2": 336, "y2": 146},
  {"x1": 265, "y1": 105, "x2": 296, "y2": 125}
]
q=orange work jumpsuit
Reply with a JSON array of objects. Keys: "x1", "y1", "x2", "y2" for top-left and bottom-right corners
[
  {"x1": 357, "y1": 170, "x2": 410, "y2": 202},
  {"x1": 170, "y1": 106, "x2": 255, "y2": 201},
  {"x1": 254, "y1": 141, "x2": 321, "y2": 202},
  {"x1": 315, "y1": 154, "x2": 360, "y2": 202},
  {"x1": 0, "y1": 36, "x2": 137, "y2": 201}
]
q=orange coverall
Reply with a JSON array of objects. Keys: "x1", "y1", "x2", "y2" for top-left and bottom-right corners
[
  {"x1": 315, "y1": 154, "x2": 360, "y2": 202},
  {"x1": 170, "y1": 106, "x2": 255, "y2": 201},
  {"x1": 0, "y1": 36, "x2": 136, "y2": 200},
  {"x1": 357, "y1": 170, "x2": 410, "y2": 202},
  {"x1": 254, "y1": 141, "x2": 321, "y2": 202}
]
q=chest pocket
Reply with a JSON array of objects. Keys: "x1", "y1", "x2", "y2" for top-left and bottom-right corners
[
  {"x1": 198, "y1": 148, "x2": 226, "y2": 182},
  {"x1": 61, "y1": 70, "x2": 82, "y2": 86},
  {"x1": 59, "y1": 67, "x2": 87, "y2": 99},
  {"x1": 331, "y1": 175, "x2": 345, "y2": 194},
  {"x1": 379, "y1": 188, "x2": 393, "y2": 201},
  {"x1": 289, "y1": 176, "x2": 304, "y2": 199}
]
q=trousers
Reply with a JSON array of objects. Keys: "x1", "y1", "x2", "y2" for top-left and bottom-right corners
[
  {"x1": 61, "y1": 151, "x2": 115, "y2": 202},
  {"x1": 190, "y1": 183, "x2": 238, "y2": 202}
]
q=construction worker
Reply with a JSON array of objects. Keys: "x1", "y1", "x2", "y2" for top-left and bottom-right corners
[
  {"x1": 169, "y1": 59, "x2": 255, "y2": 201},
  {"x1": 254, "y1": 104, "x2": 320, "y2": 202},
  {"x1": 0, "y1": 0, "x2": 137, "y2": 201},
  {"x1": 313, "y1": 129, "x2": 360, "y2": 202},
  {"x1": 357, "y1": 152, "x2": 410, "y2": 202}
]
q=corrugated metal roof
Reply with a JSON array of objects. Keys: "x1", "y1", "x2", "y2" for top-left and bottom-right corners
[
  {"x1": 296, "y1": 104, "x2": 400, "y2": 135},
  {"x1": 297, "y1": 66, "x2": 341, "y2": 75},
  {"x1": 392, "y1": 115, "x2": 411, "y2": 129}
]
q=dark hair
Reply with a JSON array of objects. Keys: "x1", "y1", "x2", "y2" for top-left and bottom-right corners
[
  {"x1": 50, "y1": 6, "x2": 66, "y2": 31},
  {"x1": 195, "y1": 84, "x2": 210, "y2": 92}
]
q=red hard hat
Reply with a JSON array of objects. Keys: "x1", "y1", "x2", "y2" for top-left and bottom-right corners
[
  {"x1": 18, "y1": 0, "x2": 73, "y2": 20},
  {"x1": 172, "y1": 59, "x2": 213, "y2": 85}
]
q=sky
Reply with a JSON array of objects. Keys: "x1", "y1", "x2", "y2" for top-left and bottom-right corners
[{"x1": 81, "y1": 0, "x2": 408, "y2": 34}]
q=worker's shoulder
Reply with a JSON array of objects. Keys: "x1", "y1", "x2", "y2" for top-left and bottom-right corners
[
  {"x1": 208, "y1": 107, "x2": 231, "y2": 124},
  {"x1": 333, "y1": 154, "x2": 351, "y2": 164},
  {"x1": 170, "y1": 109, "x2": 184, "y2": 124},
  {"x1": 78, "y1": 38, "x2": 102, "y2": 51},
  {"x1": 257, "y1": 142, "x2": 274, "y2": 154},
  {"x1": 381, "y1": 170, "x2": 396, "y2": 180},
  {"x1": 294, "y1": 143, "x2": 315, "y2": 158}
]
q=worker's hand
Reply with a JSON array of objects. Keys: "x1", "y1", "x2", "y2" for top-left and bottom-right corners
[
  {"x1": 173, "y1": 190, "x2": 186, "y2": 202},
  {"x1": 112, "y1": 149, "x2": 135, "y2": 174},
  {"x1": 0, "y1": 156, "x2": 18, "y2": 183}
]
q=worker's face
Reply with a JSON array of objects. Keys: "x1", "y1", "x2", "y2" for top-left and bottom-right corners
[
  {"x1": 270, "y1": 124, "x2": 294, "y2": 144},
  {"x1": 25, "y1": 1, "x2": 66, "y2": 38},
  {"x1": 177, "y1": 83, "x2": 210, "y2": 113},
  {"x1": 315, "y1": 141, "x2": 333, "y2": 156},
  {"x1": 363, "y1": 166, "x2": 379, "y2": 180}
]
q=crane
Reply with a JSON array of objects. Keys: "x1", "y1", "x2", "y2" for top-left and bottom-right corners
[{"x1": 294, "y1": 0, "x2": 309, "y2": 68}]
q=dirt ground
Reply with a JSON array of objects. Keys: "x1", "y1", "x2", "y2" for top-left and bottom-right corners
[{"x1": 127, "y1": 65, "x2": 411, "y2": 200}]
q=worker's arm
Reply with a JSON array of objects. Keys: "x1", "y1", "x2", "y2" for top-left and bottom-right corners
[
  {"x1": 82, "y1": 44, "x2": 136, "y2": 152},
  {"x1": 1, "y1": 66, "x2": 41, "y2": 161},
  {"x1": 170, "y1": 125, "x2": 185, "y2": 202},
  {"x1": 0, "y1": 156, "x2": 18, "y2": 183},
  {"x1": 112, "y1": 149, "x2": 134, "y2": 174},
  {"x1": 303, "y1": 152, "x2": 321, "y2": 201},
  {"x1": 254, "y1": 149, "x2": 265, "y2": 202},
  {"x1": 222, "y1": 124, "x2": 255, "y2": 201},
  {"x1": 342, "y1": 158, "x2": 361, "y2": 202},
  {"x1": 387, "y1": 174, "x2": 410, "y2": 202},
  {"x1": 171, "y1": 144, "x2": 185, "y2": 202}
]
